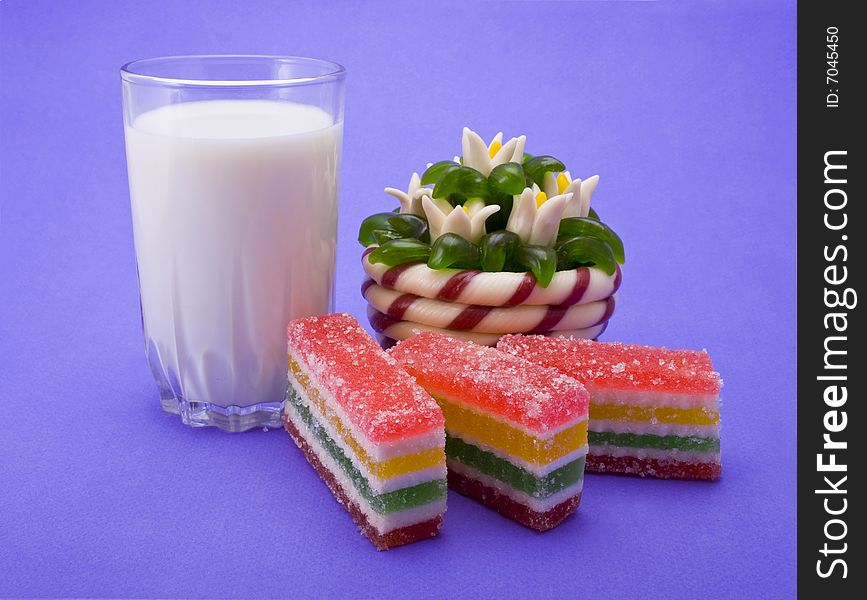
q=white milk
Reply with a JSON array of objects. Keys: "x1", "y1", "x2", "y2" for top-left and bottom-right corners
[{"x1": 125, "y1": 100, "x2": 340, "y2": 409}]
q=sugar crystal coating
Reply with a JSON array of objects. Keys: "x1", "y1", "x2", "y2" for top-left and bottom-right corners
[
  {"x1": 389, "y1": 332, "x2": 588, "y2": 433},
  {"x1": 498, "y1": 335, "x2": 722, "y2": 395},
  {"x1": 286, "y1": 313, "x2": 444, "y2": 443}
]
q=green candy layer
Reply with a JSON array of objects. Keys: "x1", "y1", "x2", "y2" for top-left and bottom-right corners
[
  {"x1": 588, "y1": 431, "x2": 720, "y2": 453},
  {"x1": 286, "y1": 385, "x2": 447, "y2": 514},
  {"x1": 445, "y1": 434, "x2": 585, "y2": 499}
]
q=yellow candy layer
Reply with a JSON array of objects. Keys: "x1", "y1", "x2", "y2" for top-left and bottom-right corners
[
  {"x1": 535, "y1": 191, "x2": 548, "y2": 207},
  {"x1": 590, "y1": 403, "x2": 719, "y2": 426},
  {"x1": 288, "y1": 357, "x2": 445, "y2": 478},
  {"x1": 556, "y1": 172, "x2": 570, "y2": 194},
  {"x1": 437, "y1": 398, "x2": 587, "y2": 466}
]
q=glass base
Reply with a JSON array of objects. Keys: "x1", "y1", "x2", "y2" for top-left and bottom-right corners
[{"x1": 160, "y1": 396, "x2": 284, "y2": 432}]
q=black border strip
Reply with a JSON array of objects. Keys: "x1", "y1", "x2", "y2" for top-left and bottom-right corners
[{"x1": 797, "y1": 2, "x2": 862, "y2": 596}]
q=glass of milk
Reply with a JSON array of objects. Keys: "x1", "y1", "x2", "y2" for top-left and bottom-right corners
[{"x1": 121, "y1": 55, "x2": 344, "y2": 432}]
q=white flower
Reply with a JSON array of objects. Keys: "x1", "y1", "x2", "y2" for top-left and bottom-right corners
[
  {"x1": 460, "y1": 127, "x2": 526, "y2": 176},
  {"x1": 506, "y1": 187, "x2": 572, "y2": 247},
  {"x1": 540, "y1": 171, "x2": 600, "y2": 218},
  {"x1": 385, "y1": 172, "x2": 431, "y2": 216},
  {"x1": 422, "y1": 196, "x2": 500, "y2": 243}
]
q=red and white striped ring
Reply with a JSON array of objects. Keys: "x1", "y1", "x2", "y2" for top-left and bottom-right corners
[
  {"x1": 361, "y1": 248, "x2": 621, "y2": 308},
  {"x1": 366, "y1": 305, "x2": 608, "y2": 347},
  {"x1": 362, "y1": 280, "x2": 616, "y2": 335}
]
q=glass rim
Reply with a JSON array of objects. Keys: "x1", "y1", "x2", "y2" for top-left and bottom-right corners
[{"x1": 120, "y1": 54, "x2": 346, "y2": 88}]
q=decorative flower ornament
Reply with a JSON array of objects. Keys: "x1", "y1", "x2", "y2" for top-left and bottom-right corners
[
  {"x1": 422, "y1": 196, "x2": 500, "y2": 243},
  {"x1": 506, "y1": 187, "x2": 573, "y2": 247},
  {"x1": 540, "y1": 171, "x2": 600, "y2": 218},
  {"x1": 385, "y1": 172, "x2": 431, "y2": 216},
  {"x1": 359, "y1": 127, "x2": 624, "y2": 287},
  {"x1": 460, "y1": 127, "x2": 526, "y2": 176}
]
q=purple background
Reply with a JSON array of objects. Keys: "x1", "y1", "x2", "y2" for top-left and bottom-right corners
[{"x1": 0, "y1": 1, "x2": 796, "y2": 598}]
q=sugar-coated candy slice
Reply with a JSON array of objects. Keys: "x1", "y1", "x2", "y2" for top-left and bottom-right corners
[
  {"x1": 390, "y1": 332, "x2": 589, "y2": 531},
  {"x1": 497, "y1": 335, "x2": 722, "y2": 480},
  {"x1": 284, "y1": 313, "x2": 447, "y2": 550}
]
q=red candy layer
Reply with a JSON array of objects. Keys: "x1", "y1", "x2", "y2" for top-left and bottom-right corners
[
  {"x1": 389, "y1": 333, "x2": 589, "y2": 434},
  {"x1": 447, "y1": 470, "x2": 582, "y2": 531},
  {"x1": 286, "y1": 313, "x2": 443, "y2": 443},
  {"x1": 498, "y1": 335, "x2": 722, "y2": 395},
  {"x1": 587, "y1": 454, "x2": 722, "y2": 480},
  {"x1": 284, "y1": 415, "x2": 443, "y2": 550}
]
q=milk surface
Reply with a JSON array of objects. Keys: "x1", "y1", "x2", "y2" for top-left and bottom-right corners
[{"x1": 125, "y1": 100, "x2": 340, "y2": 408}]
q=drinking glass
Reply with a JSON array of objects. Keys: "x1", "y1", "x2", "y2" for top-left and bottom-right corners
[{"x1": 121, "y1": 55, "x2": 345, "y2": 431}]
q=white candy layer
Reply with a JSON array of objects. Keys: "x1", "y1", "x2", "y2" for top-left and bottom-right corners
[
  {"x1": 589, "y1": 389, "x2": 720, "y2": 410},
  {"x1": 589, "y1": 443, "x2": 720, "y2": 464},
  {"x1": 288, "y1": 347, "x2": 445, "y2": 461},
  {"x1": 447, "y1": 459, "x2": 583, "y2": 513},
  {"x1": 590, "y1": 419, "x2": 720, "y2": 439},
  {"x1": 285, "y1": 408, "x2": 446, "y2": 535}
]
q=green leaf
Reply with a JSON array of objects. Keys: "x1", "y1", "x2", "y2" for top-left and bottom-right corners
[
  {"x1": 556, "y1": 236, "x2": 617, "y2": 275},
  {"x1": 432, "y1": 166, "x2": 489, "y2": 202},
  {"x1": 488, "y1": 163, "x2": 527, "y2": 195},
  {"x1": 421, "y1": 160, "x2": 460, "y2": 185},
  {"x1": 479, "y1": 231, "x2": 521, "y2": 272},
  {"x1": 515, "y1": 245, "x2": 558, "y2": 287},
  {"x1": 368, "y1": 239, "x2": 431, "y2": 267},
  {"x1": 521, "y1": 152, "x2": 534, "y2": 163},
  {"x1": 358, "y1": 213, "x2": 428, "y2": 246},
  {"x1": 359, "y1": 213, "x2": 398, "y2": 246},
  {"x1": 483, "y1": 193, "x2": 513, "y2": 232},
  {"x1": 387, "y1": 214, "x2": 428, "y2": 240},
  {"x1": 522, "y1": 155, "x2": 566, "y2": 187},
  {"x1": 372, "y1": 229, "x2": 404, "y2": 245},
  {"x1": 428, "y1": 233, "x2": 481, "y2": 270},
  {"x1": 557, "y1": 217, "x2": 625, "y2": 263},
  {"x1": 587, "y1": 207, "x2": 601, "y2": 220}
]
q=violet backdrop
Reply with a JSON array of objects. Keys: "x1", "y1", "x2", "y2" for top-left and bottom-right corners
[{"x1": 0, "y1": 1, "x2": 796, "y2": 598}]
